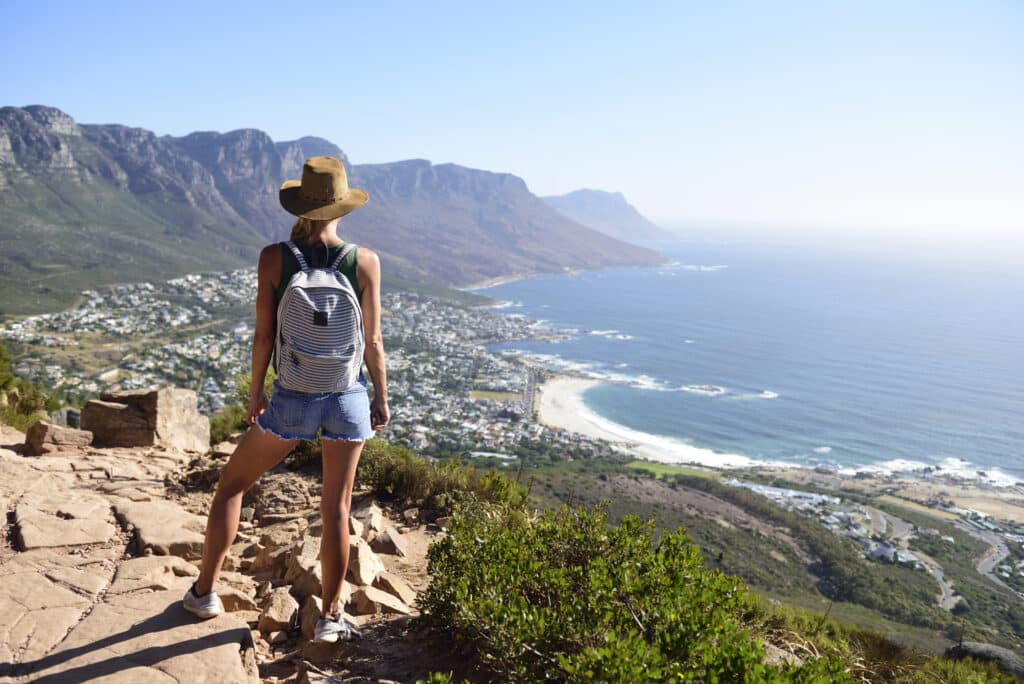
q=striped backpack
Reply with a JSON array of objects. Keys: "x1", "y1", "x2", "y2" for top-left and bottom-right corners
[{"x1": 274, "y1": 240, "x2": 364, "y2": 393}]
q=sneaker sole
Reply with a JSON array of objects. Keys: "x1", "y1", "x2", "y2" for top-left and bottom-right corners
[{"x1": 183, "y1": 602, "x2": 222, "y2": 620}]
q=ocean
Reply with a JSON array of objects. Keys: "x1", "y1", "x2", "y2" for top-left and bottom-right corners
[{"x1": 478, "y1": 240, "x2": 1024, "y2": 485}]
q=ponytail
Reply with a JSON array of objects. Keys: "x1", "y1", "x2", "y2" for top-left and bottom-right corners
[{"x1": 290, "y1": 217, "x2": 313, "y2": 241}]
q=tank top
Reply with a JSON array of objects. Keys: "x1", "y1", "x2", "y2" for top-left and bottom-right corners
[{"x1": 274, "y1": 241, "x2": 362, "y2": 306}]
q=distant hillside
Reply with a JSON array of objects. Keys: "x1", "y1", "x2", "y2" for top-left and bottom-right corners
[
  {"x1": 0, "y1": 106, "x2": 665, "y2": 315},
  {"x1": 543, "y1": 189, "x2": 672, "y2": 242},
  {"x1": 344, "y1": 161, "x2": 663, "y2": 285}
]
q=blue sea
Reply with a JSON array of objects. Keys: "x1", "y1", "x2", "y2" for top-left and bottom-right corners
[{"x1": 479, "y1": 240, "x2": 1024, "y2": 485}]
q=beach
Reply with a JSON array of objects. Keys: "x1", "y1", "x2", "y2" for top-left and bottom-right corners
[
  {"x1": 537, "y1": 374, "x2": 1024, "y2": 523},
  {"x1": 537, "y1": 375, "x2": 760, "y2": 469}
]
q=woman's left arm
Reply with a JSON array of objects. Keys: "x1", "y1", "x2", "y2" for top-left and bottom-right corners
[{"x1": 358, "y1": 247, "x2": 389, "y2": 430}]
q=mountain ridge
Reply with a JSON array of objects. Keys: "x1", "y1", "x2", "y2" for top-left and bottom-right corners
[
  {"x1": 543, "y1": 188, "x2": 672, "y2": 242},
  {"x1": 0, "y1": 105, "x2": 665, "y2": 314}
]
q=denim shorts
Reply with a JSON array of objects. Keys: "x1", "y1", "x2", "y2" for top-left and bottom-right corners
[{"x1": 256, "y1": 377, "x2": 374, "y2": 442}]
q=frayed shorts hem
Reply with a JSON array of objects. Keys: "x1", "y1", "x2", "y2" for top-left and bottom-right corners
[
  {"x1": 255, "y1": 416, "x2": 372, "y2": 443},
  {"x1": 320, "y1": 432, "x2": 374, "y2": 443},
  {"x1": 254, "y1": 416, "x2": 308, "y2": 442}
]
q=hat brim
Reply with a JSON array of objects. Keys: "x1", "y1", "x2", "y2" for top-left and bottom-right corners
[{"x1": 279, "y1": 181, "x2": 369, "y2": 220}]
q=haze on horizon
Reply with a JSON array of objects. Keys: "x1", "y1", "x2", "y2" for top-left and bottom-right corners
[{"x1": 2, "y1": 1, "x2": 1021, "y2": 253}]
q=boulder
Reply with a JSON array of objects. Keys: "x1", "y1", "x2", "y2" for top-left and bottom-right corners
[
  {"x1": 353, "y1": 500, "x2": 385, "y2": 535},
  {"x1": 373, "y1": 571, "x2": 417, "y2": 607},
  {"x1": 402, "y1": 507, "x2": 420, "y2": 525},
  {"x1": 350, "y1": 586, "x2": 411, "y2": 616},
  {"x1": 285, "y1": 538, "x2": 323, "y2": 599},
  {"x1": 435, "y1": 516, "x2": 453, "y2": 530},
  {"x1": 300, "y1": 595, "x2": 324, "y2": 640},
  {"x1": 349, "y1": 515, "x2": 364, "y2": 538},
  {"x1": 370, "y1": 527, "x2": 408, "y2": 557},
  {"x1": 81, "y1": 387, "x2": 209, "y2": 452},
  {"x1": 347, "y1": 536, "x2": 385, "y2": 586},
  {"x1": 251, "y1": 472, "x2": 314, "y2": 520},
  {"x1": 218, "y1": 571, "x2": 259, "y2": 612},
  {"x1": 259, "y1": 586, "x2": 299, "y2": 634},
  {"x1": 24, "y1": 420, "x2": 93, "y2": 455}
]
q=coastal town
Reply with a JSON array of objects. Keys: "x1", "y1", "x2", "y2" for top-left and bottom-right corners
[
  {"x1": 726, "y1": 478, "x2": 1024, "y2": 607},
  {"x1": 0, "y1": 268, "x2": 615, "y2": 462},
  {"x1": 3, "y1": 267, "x2": 1022, "y2": 613}
]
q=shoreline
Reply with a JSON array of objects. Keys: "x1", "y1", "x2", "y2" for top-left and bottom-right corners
[
  {"x1": 536, "y1": 374, "x2": 1024, "y2": 523},
  {"x1": 536, "y1": 376, "x2": 762, "y2": 469}
]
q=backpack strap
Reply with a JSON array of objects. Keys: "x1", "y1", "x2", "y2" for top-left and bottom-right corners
[
  {"x1": 330, "y1": 243, "x2": 358, "y2": 270},
  {"x1": 285, "y1": 241, "x2": 309, "y2": 271}
]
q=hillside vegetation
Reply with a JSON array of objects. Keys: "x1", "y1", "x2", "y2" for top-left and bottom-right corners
[{"x1": 337, "y1": 443, "x2": 1017, "y2": 682}]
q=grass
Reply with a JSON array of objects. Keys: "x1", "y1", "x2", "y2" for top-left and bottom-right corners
[
  {"x1": 626, "y1": 459, "x2": 719, "y2": 480},
  {"x1": 877, "y1": 495, "x2": 960, "y2": 521},
  {"x1": 469, "y1": 390, "x2": 521, "y2": 401}
]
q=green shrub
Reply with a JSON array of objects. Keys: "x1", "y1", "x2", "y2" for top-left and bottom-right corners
[
  {"x1": 356, "y1": 438, "x2": 526, "y2": 513},
  {"x1": 209, "y1": 403, "x2": 247, "y2": 444},
  {"x1": 894, "y1": 657, "x2": 1018, "y2": 683},
  {"x1": 419, "y1": 504, "x2": 849, "y2": 682}
]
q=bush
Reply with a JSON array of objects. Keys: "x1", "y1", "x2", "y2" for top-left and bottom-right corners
[
  {"x1": 0, "y1": 343, "x2": 53, "y2": 431},
  {"x1": 355, "y1": 439, "x2": 527, "y2": 513},
  {"x1": 419, "y1": 504, "x2": 849, "y2": 682},
  {"x1": 894, "y1": 657, "x2": 1018, "y2": 683},
  {"x1": 210, "y1": 403, "x2": 247, "y2": 444}
]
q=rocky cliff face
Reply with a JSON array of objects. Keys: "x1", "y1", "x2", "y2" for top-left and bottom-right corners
[
  {"x1": 544, "y1": 188, "x2": 673, "y2": 242},
  {"x1": 0, "y1": 105, "x2": 665, "y2": 314}
]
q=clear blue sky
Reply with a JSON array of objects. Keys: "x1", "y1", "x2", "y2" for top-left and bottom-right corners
[{"x1": 2, "y1": 1, "x2": 1021, "y2": 251}]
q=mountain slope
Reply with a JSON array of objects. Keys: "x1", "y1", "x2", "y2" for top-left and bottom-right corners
[
  {"x1": 0, "y1": 106, "x2": 665, "y2": 314},
  {"x1": 543, "y1": 189, "x2": 672, "y2": 242},
  {"x1": 344, "y1": 160, "x2": 662, "y2": 285}
]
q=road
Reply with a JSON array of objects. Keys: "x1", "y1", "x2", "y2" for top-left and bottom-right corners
[
  {"x1": 865, "y1": 506, "x2": 887, "y2": 536},
  {"x1": 883, "y1": 511, "x2": 959, "y2": 610},
  {"x1": 957, "y1": 522, "x2": 1021, "y2": 599}
]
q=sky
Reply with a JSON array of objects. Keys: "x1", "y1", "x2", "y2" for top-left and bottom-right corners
[{"x1": 2, "y1": 1, "x2": 1022, "y2": 253}]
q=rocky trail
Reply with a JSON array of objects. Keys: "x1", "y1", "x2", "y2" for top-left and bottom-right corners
[{"x1": 0, "y1": 390, "x2": 454, "y2": 684}]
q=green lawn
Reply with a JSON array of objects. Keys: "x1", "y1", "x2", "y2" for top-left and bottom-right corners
[
  {"x1": 470, "y1": 390, "x2": 521, "y2": 402},
  {"x1": 626, "y1": 459, "x2": 719, "y2": 480}
]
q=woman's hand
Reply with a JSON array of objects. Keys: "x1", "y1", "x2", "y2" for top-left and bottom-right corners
[
  {"x1": 370, "y1": 394, "x2": 390, "y2": 431},
  {"x1": 248, "y1": 390, "x2": 268, "y2": 425}
]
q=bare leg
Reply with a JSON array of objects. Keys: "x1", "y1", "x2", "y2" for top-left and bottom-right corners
[
  {"x1": 194, "y1": 427, "x2": 298, "y2": 595},
  {"x1": 319, "y1": 438, "x2": 364, "y2": 615}
]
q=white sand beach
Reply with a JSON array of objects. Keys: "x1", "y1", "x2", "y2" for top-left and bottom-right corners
[
  {"x1": 536, "y1": 375, "x2": 758, "y2": 469},
  {"x1": 536, "y1": 374, "x2": 1024, "y2": 523}
]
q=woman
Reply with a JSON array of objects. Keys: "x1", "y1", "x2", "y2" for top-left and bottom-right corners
[{"x1": 183, "y1": 156, "x2": 389, "y2": 644}]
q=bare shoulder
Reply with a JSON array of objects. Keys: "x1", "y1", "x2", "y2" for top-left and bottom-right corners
[
  {"x1": 356, "y1": 246, "x2": 381, "y2": 279},
  {"x1": 258, "y1": 243, "x2": 282, "y2": 283}
]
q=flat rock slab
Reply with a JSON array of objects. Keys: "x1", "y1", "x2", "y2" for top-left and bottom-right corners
[
  {"x1": 0, "y1": 547, "x2": 119, "y2": 665},
  {"x1": 114, "y1": 499, "x2": 206, "y2": 559},
  {"x1": 15, "y1": 492, "x2": 117, "y2": 550},
  {"x1": 10, "y1": 589, "x2": 258, "y2": 683}
]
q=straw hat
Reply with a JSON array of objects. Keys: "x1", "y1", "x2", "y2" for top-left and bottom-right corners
[{"x1": 279, "y1": 156, "x2": 368, "y2": 220}]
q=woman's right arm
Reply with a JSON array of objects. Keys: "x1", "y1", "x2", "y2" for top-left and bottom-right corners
[{"x1": 248, "y1": 245, "x2": 280, "y2": 424}]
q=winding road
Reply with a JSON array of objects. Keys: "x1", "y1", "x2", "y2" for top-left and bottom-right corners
[
  {"x1": 956, "y1": 522, "x2": 1021, "y2": 599},
  {"x1": 881, "y1": 511, "x2": 960, "y2": 610}
]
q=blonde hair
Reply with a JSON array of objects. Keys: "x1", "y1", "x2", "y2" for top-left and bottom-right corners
[{"x1": 290, "y1": 217, "x2": 313, "y2": 241}]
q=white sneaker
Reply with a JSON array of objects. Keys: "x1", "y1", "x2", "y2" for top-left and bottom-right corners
[
  {"x1": 313, "y1": 613, "x2": 361, "y2": 643},
  {"x1": 182, "y1": 582, "x2": 223, "y2": 619}
]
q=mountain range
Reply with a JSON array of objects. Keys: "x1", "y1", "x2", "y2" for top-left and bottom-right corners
[
  {"x1": 0, "y1": 105, "x2": 666, "y2": 314},
  {"x1": 543, "y1": 189, "x2": 673, "y2": 242}
]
